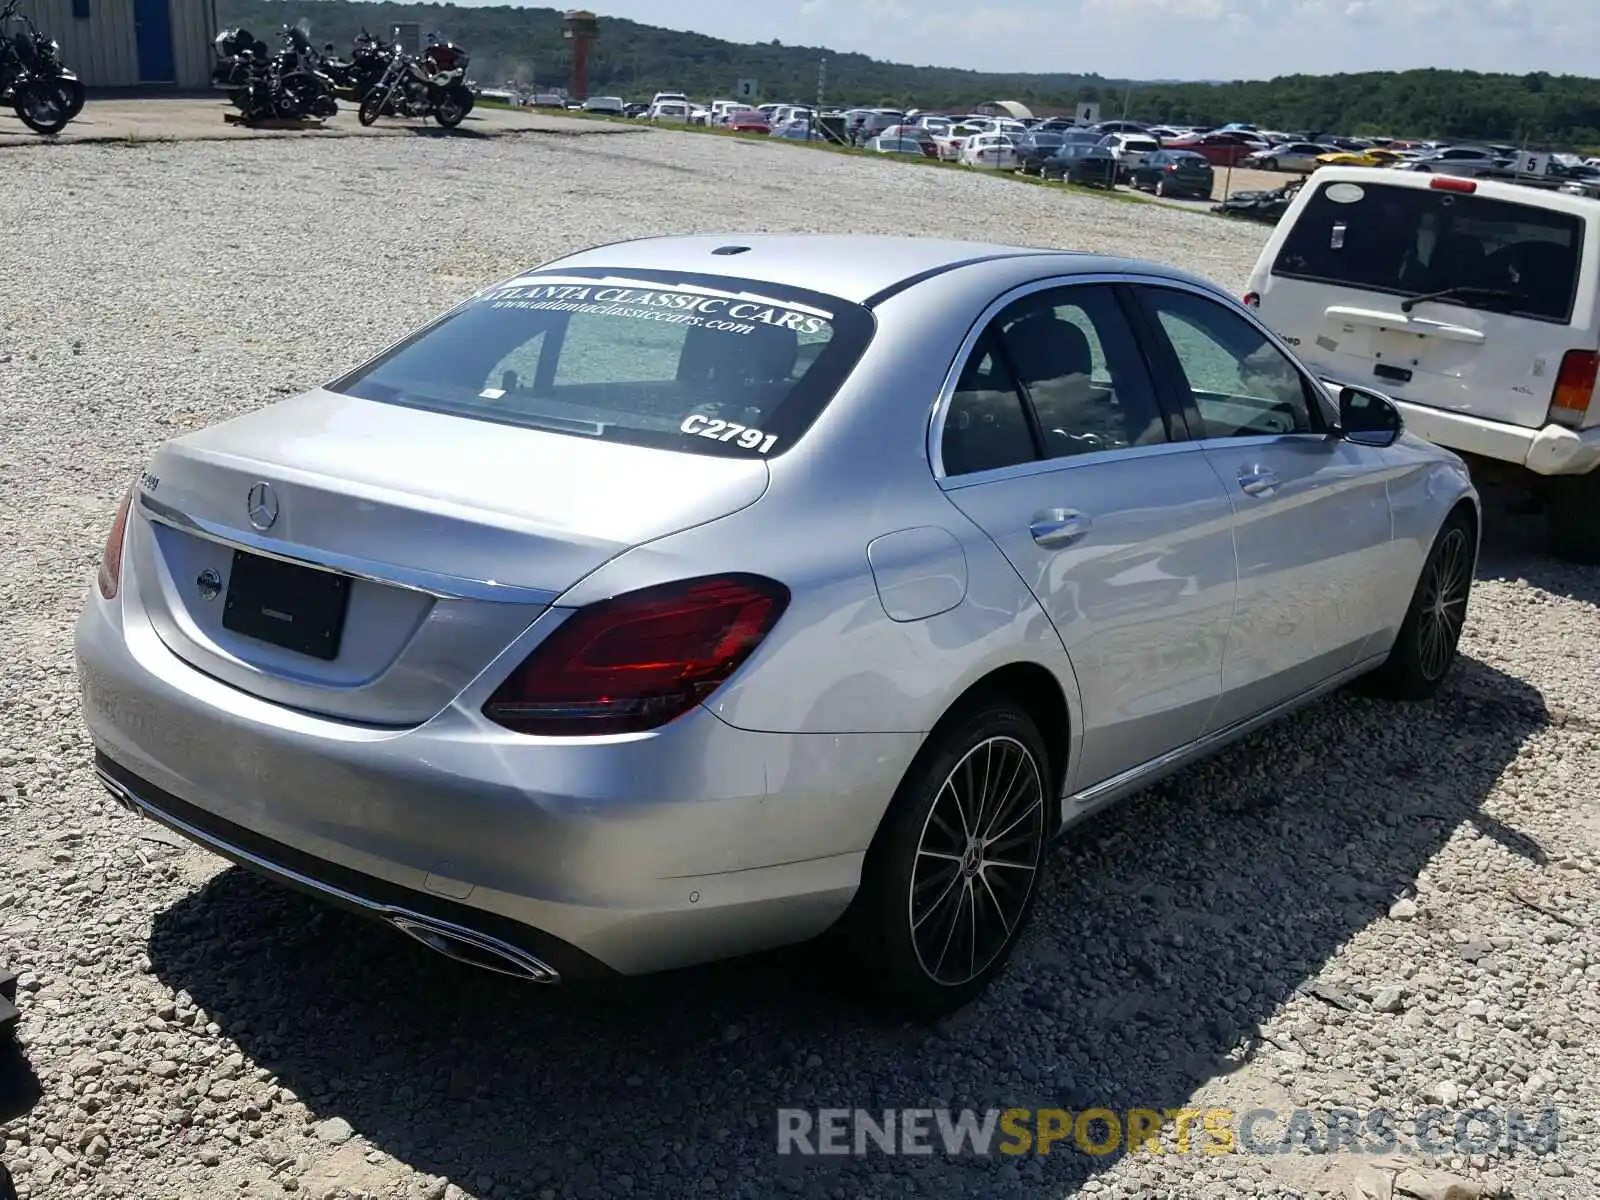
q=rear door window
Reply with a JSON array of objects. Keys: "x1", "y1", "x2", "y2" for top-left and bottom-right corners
[
  {"x1": 332, "y1": 272, "x2": 873, "y2": 459},
  {"x1": 1272, "y1": 181, "x2": 1584, "y2": 323}
]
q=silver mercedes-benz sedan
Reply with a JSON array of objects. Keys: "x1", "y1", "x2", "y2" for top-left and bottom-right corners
[{"x1": 75, "y1": 234, "x2": 1478, "y2": 1014}]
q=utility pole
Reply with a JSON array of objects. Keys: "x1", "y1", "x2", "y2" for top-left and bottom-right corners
[{"x1": 813, "y1": 55, "x2": 826, "y2": 143}]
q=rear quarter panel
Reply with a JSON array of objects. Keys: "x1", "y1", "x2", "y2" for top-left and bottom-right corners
[{"x1": 548, "y1": 259, "x2": 1092, "y2": 757}]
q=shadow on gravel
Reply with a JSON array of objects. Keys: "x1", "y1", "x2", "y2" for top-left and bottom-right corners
[
  {"x1": 0, "y1": 1044, "x2": 42, "y2": 1125},
  {"x1": 147, "y1": 656, "x2": 1548, "y2": 1199},
  {"x1": 1473, "y1": 478, "x2": 1600, "y2": 607}
]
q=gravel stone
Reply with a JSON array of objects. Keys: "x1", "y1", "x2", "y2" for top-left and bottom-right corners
[{"x1": 1, "y1": 127, "x2": 1597, "y2": 1200}]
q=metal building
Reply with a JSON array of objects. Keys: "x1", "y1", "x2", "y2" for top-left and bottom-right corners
[{"x1": 17, "y1": 0, "x2": 218, "y2": 88}]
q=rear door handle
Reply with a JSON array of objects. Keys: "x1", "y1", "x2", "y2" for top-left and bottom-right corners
[
  {"x1": 1237, "y1": 466, "x2": 1280, "y2": 497},
  {"x1": 1029, "y1": 508, "x2": 1092, "y2": 548}
]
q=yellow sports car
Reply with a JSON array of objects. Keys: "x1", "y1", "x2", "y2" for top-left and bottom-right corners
[{"x1": 1314, "y1": 147, "x2": 1402, "y2": 168}]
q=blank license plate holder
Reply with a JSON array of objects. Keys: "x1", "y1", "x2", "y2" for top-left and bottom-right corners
[{"x1": 222, "y1": 549, "x2": 351, "y2": 661}]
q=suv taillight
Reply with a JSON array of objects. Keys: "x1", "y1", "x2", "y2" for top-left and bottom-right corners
[
  {"x1": 1242, "y1": 292, "x2": 1261, "y2": 309},
  {"x1": 97, "y1": 489, "x2": 133, "y2": 600},
  {"x1": 1549, "y1": 350, "x2": 1599, "y2": 427},
  {"x1": 483, "y1": 574, "x2": 789, "y2": 735}
]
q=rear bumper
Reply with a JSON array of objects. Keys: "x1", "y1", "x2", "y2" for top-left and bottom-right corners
[
  {"x1": 74, "y1": 585, "x2": 921, "y2": 977},
  {"x1": 1390, "y1": 399, "x2": 1600, "y2": 476}
]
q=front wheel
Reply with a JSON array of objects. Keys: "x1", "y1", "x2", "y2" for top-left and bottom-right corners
[
  {"x1": 57, "y1": 76, "x2": 86, "y2": 121},
  {"x1": 840, "y1": 701, "x2": 1051, "y2": 1016},
  {"x1": 358, "y1": 93, "x2": 383, "y2": 126},
  {"x1": 1154, "y1": 178, "x2": 1169, "y2": 197},
  {"x1": 14, "y1": 79, "x2": 68, "y2": 134},
  {"x1": 1359, "y1": 510, "x2": 1475, "y2": 700},
  {"x1": 1262, "y1": 157, "x2": 1278, "y2": 171},
  {"x1": 433, "y1": 84, "x2": 470, "y2": 127}
]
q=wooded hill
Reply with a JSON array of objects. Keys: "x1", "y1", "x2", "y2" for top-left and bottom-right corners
[{"x1": 217, "y1": 0, "x2": 1600, "y2": 146}]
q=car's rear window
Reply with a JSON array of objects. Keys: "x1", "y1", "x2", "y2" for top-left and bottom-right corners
[
  {"x1": 1272, "y1": 181, "x2": 1585, "y2": 324},
  {"x1": 330, "y1": 271, "x2": 874, "y2": 459}
]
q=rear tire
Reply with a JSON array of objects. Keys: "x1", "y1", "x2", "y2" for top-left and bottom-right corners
[
  {"x1": 840, "y1": 701, "x2": 1051, "y2": 1017},
  {"x1": 1546, "y1": 470, "x2": 1600, "y2": 563},
  {"x1": 1359, "y1": 510, "x2": 1475, "y2": 700},
  {"x1": 1263, "y1": 157, "x2": 1278, "y2": 171},
  {"x1": 1154, "y1": 178, "x2": 1169, "y2": 197}
]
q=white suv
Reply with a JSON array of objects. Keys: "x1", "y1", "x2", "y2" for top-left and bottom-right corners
[{"x1": 1246, "y1": 167, "x2": 1600, "y2": 560}]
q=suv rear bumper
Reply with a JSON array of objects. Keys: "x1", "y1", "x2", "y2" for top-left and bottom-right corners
[{"x1": 1391, "y1": 399, "x2": 1600, "y2": 476}]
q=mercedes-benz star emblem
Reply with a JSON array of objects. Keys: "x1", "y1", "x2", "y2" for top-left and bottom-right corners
[
  {"x1": 246, "y1": 482, "x2": 280, "y2": 531},
  {"x1": 196, "y1": 568, "x2": 222, "y2": 601}
]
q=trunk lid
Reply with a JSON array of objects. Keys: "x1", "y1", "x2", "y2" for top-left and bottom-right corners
[{"x1": 130, "y1": 389, "x2": 769, "y2": 726}]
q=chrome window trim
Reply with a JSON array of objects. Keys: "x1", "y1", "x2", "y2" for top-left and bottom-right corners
[
  {"x1": 137, "y1": 491, "x2": 559, "y2": 606},
  {"x1": 1128, "y1": 279, "x2": 1341, "y2": 434},
  {"x1": 927, "y1": 271, "x2": 1246, "y2": 487}
]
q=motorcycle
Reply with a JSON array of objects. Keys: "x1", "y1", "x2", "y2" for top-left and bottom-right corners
[
  {"x1": 422, "y1": 35, "x2": 473, "y2": 116},
  {"x1": 1211, "y1": 176, "x2": 1305, "y2": 224},
  {"x1": 321, "y1": 27, "x2": 389, "y2": 101},
  {"x1": 0, "y1": 0, "x2": 79, "y2": 133},
  {"x1": 210, "y1": 24, "x2": 337, "y2": 124},
  {"x1": 357, "y1": 42, "x2": 472, "y2": 128}
]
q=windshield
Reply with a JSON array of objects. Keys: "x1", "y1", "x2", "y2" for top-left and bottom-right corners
[
  {"x1": 1271, "y1": 181, "x2": 1583, "y2": 323},
  {"x1": 331, "y1": 271, "x2": 874, "y2": 459}
]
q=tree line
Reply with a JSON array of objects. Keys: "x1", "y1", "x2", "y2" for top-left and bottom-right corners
[{"x1": 218, "y1": 0, "x2": 1600, "y2": 147}]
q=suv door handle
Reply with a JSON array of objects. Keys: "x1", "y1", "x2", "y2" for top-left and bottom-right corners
[
  {"x1": 1029, "y1": 508, "x2": 1092, "y2": 548},
  {"x1": 1237, "y1": 466, "x2": 1280, "y2": 497}
]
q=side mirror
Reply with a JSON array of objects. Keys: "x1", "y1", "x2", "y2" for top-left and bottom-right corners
[{"x1": 1337, "y1": 385, "x2": 1402, "y2": 448}]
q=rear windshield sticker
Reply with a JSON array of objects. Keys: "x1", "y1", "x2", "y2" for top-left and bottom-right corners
[
  {"x1": 476, "y1": 282, "x2": 831, "y2": 336},
  {"x1": 1330, "y1": 223, "x2": 1347, "y2": 250},
  {"x1": 680, "y1": 414, "x2": 779, "y2": 453},
  {"x1": 1324, "y1": 183, "x2": 1364, "y2": 204}
]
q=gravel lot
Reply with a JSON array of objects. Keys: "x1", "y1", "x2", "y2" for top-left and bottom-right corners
[{"x1": 1, "y1": 127, "x2": 1598, "y2": 1200}]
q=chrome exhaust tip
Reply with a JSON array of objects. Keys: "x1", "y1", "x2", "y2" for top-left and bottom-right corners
[
  {"x1": 95, "y1": 770, "x2": 139, "y2": 814},
  {"x1": 389, "y1": 914, "x2": 561, "y2": 984}
]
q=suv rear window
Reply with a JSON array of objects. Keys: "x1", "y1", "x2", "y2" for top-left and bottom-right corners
[
  {"x1": 331, "y1": 271, "x2": 874, "y2": 458},
  {"x1": 1272, "y1": 181, "x2": 1584, "y2": 324}
]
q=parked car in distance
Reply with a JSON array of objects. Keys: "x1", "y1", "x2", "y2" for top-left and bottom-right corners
[
  {"x1": 1165, "y1": 130, "x2": 1264, "y2": 167},
  {"x1": 77, "y1": 232, "x2": 1480, "y2": 1016},
  {"x1": 1247, "y1": 168, "x2": 1599, "y2": 561},
  {"x1": 580, "y1": 95, "x2": 625, "y2": 116},
  {"x1": 1019, "y1": 129, "x2": 1098, "y2": 176},
  {"x1": 1244, "y1": 142, "x2": 1335, "y2": 172},
  {"x1": 1400, "y1": 146, "x2": 1509, "y2": 177},
  {"x1": 959, "y1": 133, "x2": 1020, "y2": 170},
  {"x1": 1012, "y1": 131, "x2": 1068, "y2": 174},
  {"x1": 726, "y1": 109, "x2": 770, "y2": 134},
  {"x1": 868, "y1": 135, "x2": 932, "y2": 157},
  {"x1": 1099, "y1": 132, "x2": 1162, "y2": 179},
  {"x1": 1126, "y1": 149, "x2": 1215, "y2": 198},
  {"x1": 933, "y1": 123, "x2": 983, "y2": 160},
  {"x1": 1315, "y1": 146, "x2": 1404, "y2": 169},
  {"x1": 648, "y1": 101, "x2": 691, "y2": 122},
  {"x1": 1063, "y1": 144, "x2": 1121, "y2": 188},
  {"x1": 1039, "y1": 141, "x2": 1099, "y2": 182}
]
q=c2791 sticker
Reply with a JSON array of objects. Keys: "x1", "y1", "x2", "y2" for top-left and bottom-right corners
[{"x1": 680, "y1": 414, "x2": 779, "y2": 453}]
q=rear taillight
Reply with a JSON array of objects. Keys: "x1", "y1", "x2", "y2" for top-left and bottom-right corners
[
  {"x1": 483, "y1": 574, "x2": 789, "y2": 735},
  {"x1": 97, "y1": 488, "x2": 133, "y2": 600},
  {"x1": 1165, "y1": 163, "x2": 1178, "y2": 172},
  {"x1": 1243, "y1": 292, "x2": 1260, "y2": 309},
  {"x1": 1549, "y1": 350, "x2": 1599, "y2": 427}
]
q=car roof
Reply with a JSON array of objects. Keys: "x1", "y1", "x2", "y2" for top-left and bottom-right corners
[
  {"x1": 534, "y1": 234, "x2": 1224, "y2": 307},
  {"x1": 1301, "y1": 167, "x2": 1600, "y2": 219}
]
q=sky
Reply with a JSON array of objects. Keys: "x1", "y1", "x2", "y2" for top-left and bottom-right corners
[{"x1": 455, "y1": 0, "x2": 1600, "y2": 80}]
